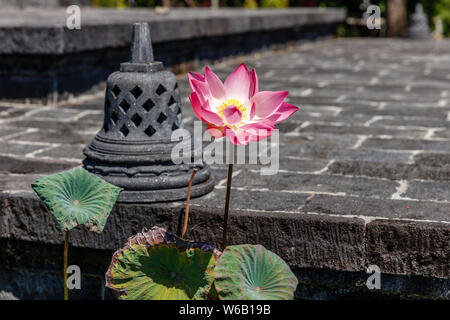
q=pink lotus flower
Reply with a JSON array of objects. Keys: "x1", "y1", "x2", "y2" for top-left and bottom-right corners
[{"x1": 188, "y1": 64, "x2": 299, "y2": 145}]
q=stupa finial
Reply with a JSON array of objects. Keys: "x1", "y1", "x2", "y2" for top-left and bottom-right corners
[{"x1": 130, "y1": 22, "x2": 154, "y2": 64}]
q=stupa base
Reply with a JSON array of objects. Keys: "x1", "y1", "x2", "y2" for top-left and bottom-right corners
[{"x1": 115, "y1": 174, "x2": 215, "y2": 203}]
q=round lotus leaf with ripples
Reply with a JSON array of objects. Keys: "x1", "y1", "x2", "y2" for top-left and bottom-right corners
[
  {"x1": 106, "y1": 227, "x2": 220, "y2": 300},
  {"x1": 214, "y1": 244, "x2": 298, "y2": 300},
  {"x1": 31, "y1": 167, "x2": 122, "y2": 233}
]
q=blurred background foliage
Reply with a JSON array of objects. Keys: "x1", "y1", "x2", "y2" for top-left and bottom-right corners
[
  {"x1": 314, "y1": 0, "x2": 449, "y2": 36},
  {"x1": 415, "y1": 0, "x2": 450, "y2": 36},
  {"x1": 92, "y1": 0, "x2": 449, "y2": 37}
]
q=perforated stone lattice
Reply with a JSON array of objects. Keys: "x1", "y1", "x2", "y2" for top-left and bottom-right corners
[
  {"x1": 103, "y1": 81, "x2": 182, "y2": 140},
  {"x1": 83, "y1": 22, "x2": 214, "y2": 203}
]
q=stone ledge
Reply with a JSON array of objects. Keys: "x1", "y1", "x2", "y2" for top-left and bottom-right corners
[
  {"x1": 1, "y1": 191, "x2": 448, "y2": 282},
  {"x1": 0, "y1": 8, "x2": 345, "y2": 102},
  {"x1": 0, "y1": 8, "x2": 346, "y2": 54}
]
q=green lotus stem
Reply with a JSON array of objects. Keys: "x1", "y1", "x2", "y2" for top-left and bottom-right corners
[
  {"x1": 64, "y1": 231, "x2": 69, "y2": 300},
  {"x1": 181, "y1": 168, "x2": 198, "y2": 239},
  {"x1": 222, "y1": 163, "x2": 233, "y2": 250}
]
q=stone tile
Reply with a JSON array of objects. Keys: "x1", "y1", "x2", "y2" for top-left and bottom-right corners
[
  {"x1": 277, "y1": 157, "x2": 330, "y2": 173},
  {"x1": 231, "y1": 170, "x2": 397, "y2": 199},
  {"x1": 0, "y1": 174, "x2": 42, "y2": 192},
  {"x1": 15, "y1": 130, "x2": 94, "y2": 145},
  {"x1": 340, "y1": 105, "x2": 448, "y2": 119},
  {"x1": 0, "y1": 106, "x2": 12, "y2": 112},
  {"x1": 27, "y1": 108, "x2": 81, "y2": 120},
  {"x1": 4, "y1": 119, "x2": 100, "y2": 131},
  {"x1": 404, "y1": 180, "x2": 450, "y2": 202},
  {"x1": 281, "y1": 132, "x2": 359, "y2": 149},
  {"x1": 60, "y1": 98, "x2": 104, "y2": 111},
  {"x1": 328, "y1": 160, "x2": 450, "y2": 181},
  {"x1": 372, "y1": 118, "x2": 449, "y2": 129},
  {"x1": 209, "y1": 157, "x2": 330, "y2": 175},
  {"x1": 304, "y1": 194, "x2": 450, "y2": 222},
  {"x1": 34, "y1": 144, "x2": 85, "y2": 160},
  {"x1": 77, "y1": 113, "x2": 104, "y2": 124},
  {"x1": 280, "y1": 144, "x2": 412, "y2": 163},
  {"x1": 0, "y1": 141, "x2": 44, "y2": 156},
  {"x1": 0, "y1": 126, "x2": 23, "y2": 138},
  {"x1": 432, "y1": 130, "x2": 450, "y2": 139},
  {"x1": 415, "y1": 153, "x2": 450, "y2": 166},
  {"x1": 362, "y1": 138, "x2": 450, "y2": 151},
  {"x1": 279, "y1": 114, "x2": 374, "y2": 130},
  {"x1": 190, "y1": 188, "x2": 309, "y2": 212},
  {"x1": 276, "y1": 121, "x2": 303, "y2": 132},
  {"x1": 302, "y1": 123, "x2": 427, "y2": 138},
  {"x1": 0, "y1": 155, "x2": 76, "y2": 174},
  {"x1": 0, "y1": 108, "x2": 30, "y2": 118},
  {"x1": 349, "y1": 89, "x2": 443, "y2": 104}
]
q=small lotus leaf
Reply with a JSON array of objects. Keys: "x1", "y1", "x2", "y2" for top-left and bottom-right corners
[
  {"x1": 31, "y1": 167, "x2": 122, "y2": 233},
  {"x1": 106, "y1": 226, "x2": 221, "y2": 300},
  {"x1": 214, "y1": 244, "x2": 298, "y2": 300}
]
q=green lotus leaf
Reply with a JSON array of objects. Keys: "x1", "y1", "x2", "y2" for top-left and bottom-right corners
[
  {"x1": 106, "y1": 226, "x2": 221, "y2": 300},
  {"x1": 31, "y1": 167, "x2": 122, "y2": 233},
  {"x1": 214, "y1": 244, "x2": 298, "y2": 300}
]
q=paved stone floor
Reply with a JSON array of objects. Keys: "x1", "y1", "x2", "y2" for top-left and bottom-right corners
[
  {"x1": 1, "y1": 39, "x2": 449, "y2": 297},
  {"x1": 2, "y1": 39, "x2": 450, "y2": 221}
]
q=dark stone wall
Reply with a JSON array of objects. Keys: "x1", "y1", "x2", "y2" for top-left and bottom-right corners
[
  {"x1": 0, "y1": 23, "x2": 338, "y2": 103},
  {"x1": 1, "y1": 238, "x2": 448, "y2": 300},
  {"x1": 0, "y1": 238, "x2": 114, "y2": 300},
  {"x1": 1, "y1": 192, "x2": 448, "y2": 300}
]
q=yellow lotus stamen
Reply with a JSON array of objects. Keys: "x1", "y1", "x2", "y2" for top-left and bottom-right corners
[{"x1": 216, "y1": 98, "x2": 248, "y2": 128}]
